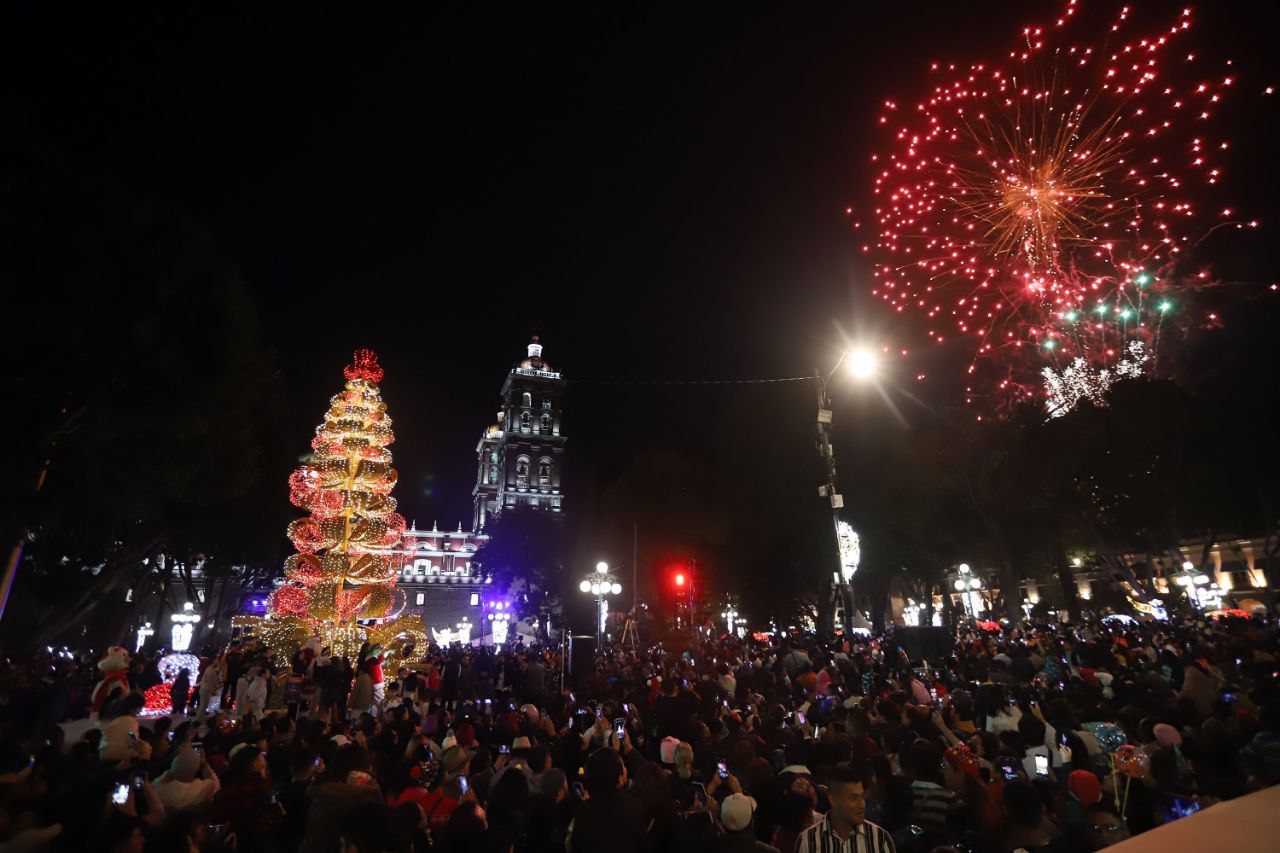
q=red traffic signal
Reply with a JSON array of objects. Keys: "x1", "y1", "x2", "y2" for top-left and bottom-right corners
[{"x1": 674, "y1": 572, "x2": 685, "y2": 587}]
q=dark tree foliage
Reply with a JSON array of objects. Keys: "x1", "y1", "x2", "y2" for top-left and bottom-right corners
[
  {"x1": 472, "y1": 510, "x2": 566, "y2": 636},
  {"x1": 1, "y1": 144, "x2": 287, "y2": 646}
]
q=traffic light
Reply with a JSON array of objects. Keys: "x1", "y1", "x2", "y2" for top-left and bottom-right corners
[{"x1": 674, "y1": 572, "x2": 685, "y2": 588}]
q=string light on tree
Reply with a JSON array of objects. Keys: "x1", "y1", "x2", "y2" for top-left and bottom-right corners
[
  {"x1": 866, "y1": 1, "x2": 1258, "y2": 413},
  {"x1": 234, "y1": 350, "x2": 427, "y2": 665}
]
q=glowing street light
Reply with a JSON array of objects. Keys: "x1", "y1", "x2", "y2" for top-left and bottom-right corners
[
  {"x1": 848, "y1": 348, "x2": 878, "y2": 380},
  {"x1": 582, "y1": 562, "x2": 622, "y2": 649},
  {"x1": 955, "y1": 564, "x2": 982, "y2": 617}
]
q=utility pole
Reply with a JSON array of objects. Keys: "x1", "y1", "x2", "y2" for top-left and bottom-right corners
[{"x1": 814, "y1": 355, "x2": 872, "y2": 637}]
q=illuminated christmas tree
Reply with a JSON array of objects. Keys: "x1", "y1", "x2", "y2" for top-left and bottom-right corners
[{"x1": 237, "y1": 349, "x2": 426, "y2": 663}]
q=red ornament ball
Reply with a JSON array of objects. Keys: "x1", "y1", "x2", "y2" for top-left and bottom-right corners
[
  {"x1": 288, "y1": 519, "x2": 325, "y2": 554},
  {"x1": 271, "y1": 586, "x2": 310, "y2": 617}
]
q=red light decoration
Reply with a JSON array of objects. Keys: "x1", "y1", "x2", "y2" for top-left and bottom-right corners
[
  {"x1": 343, "y1": 348, "x2": 384, "y2": 383},
  {"x1": 271, "y1": 585, "x2": 310, "y2": 616},
  {"x1": 142, "y1": 682, "x2": 194, "y2": 715}
]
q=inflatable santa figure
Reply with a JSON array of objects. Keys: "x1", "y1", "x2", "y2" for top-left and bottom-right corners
[{"x1": 92, "y1": 646, "x2": 131, "y2": 718}]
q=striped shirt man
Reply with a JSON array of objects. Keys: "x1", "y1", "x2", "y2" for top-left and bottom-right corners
[
  {"x1": 909, "y1": 778, "x2": 958, "y2": 837},
  {"x1": 794, "y1": 812, "x2": 896, "y2": 853}
]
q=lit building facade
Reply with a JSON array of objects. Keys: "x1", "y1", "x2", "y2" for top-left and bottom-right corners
[
  {"x1": 383, "y1": 522, "x2": 496, "y2": 642},
  {"x1": 363, "y1": 336, "x2": 568, "y2": 644},
  {"x1": 473, "y1": 336, "x2": 567, "y2": 530}
]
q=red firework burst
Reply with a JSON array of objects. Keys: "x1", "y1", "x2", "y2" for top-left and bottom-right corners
[{"x1": 867, "y1": 1, "x2": 1257, "y2": 409}]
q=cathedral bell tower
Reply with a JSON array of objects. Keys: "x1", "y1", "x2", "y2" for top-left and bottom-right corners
[{"x1": 472, "y1": 336, "x2": 566, "y2": 530}]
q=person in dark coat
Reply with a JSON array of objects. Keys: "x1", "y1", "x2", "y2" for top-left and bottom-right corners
[
  {"x1": 568, "y1": 748, "x2": 648, "y2": 853},
  {"x1": 170, "y1": 669, "x2": 191, "y2": 717}
]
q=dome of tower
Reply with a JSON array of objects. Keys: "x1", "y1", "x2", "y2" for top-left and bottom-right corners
[{"x1": 518, "y1": 336, "x2": 553, "y2": 371}]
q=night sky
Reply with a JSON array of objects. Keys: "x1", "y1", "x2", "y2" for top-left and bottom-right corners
[{"x1": 5, "y1": 3, "x2": 1277, "y2": 605}]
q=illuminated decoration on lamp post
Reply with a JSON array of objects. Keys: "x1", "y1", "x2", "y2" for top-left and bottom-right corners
[
  {"x1": 170, "y1": 602, "x2": 201, "y2": 651},
  {"x1": 836, "y1": 521, "x2": 861, "y2": 582},
  {"x1": 135, "y1": 621, "x2": 154, "y2": 653},
  {"x1": 232, "y1": 350, "x2": 428, "y2": 666}
]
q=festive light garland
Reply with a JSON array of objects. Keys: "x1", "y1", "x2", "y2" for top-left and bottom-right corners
[{"x1": 235, "y1": 350, "x2": 426, "y2": 665}]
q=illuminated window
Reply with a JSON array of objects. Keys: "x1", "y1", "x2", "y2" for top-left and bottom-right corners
[
  {"x1": 470, "y1": 593, "x2": 480, "y2": 606},
  {"x1": 415, "y1": 592, "x2": 425, "y2": 606},
  {"x1": 538, "y1": 458, "x2": 552, "y2": 486},
  {"x1": 516, "y1": 457, "x2": 530, "y2": 486},
  {"x1": 521, "y1": 392, "x2": 532, "y2": 408}
]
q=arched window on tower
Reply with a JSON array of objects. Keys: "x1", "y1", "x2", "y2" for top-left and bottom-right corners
[
  {"x1": 540, "y1": 413, "x2": 551, "y2": 434},
  {"x1": 521, "y1": 392, "x2": 532, "y2": 408},
  {"x1": 516, "y1": 456, "x2": 530, "y2": 487},
  {"x1": 520, "y1": 410, "x2": 531, "y2": 430},
  {"x1": 538, "y1": 458, "x2": 552, "y2": 487}
]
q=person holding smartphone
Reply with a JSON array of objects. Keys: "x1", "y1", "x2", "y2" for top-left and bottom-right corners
[
  {"x1": 905, "y1": 740, "x2": 960, "y2": 840},
  {"x1": 152, "y1": 746, "x2": 221, "y2": 813},
  {"x1": 98, "y1": 693, "x2": 149, "y2": 763},
  {"x1": 567, "y1": 748, "x2": 647, "y2": 853},
  {"x1": 385, "y1": 744, "x2": 474, "y2": 838}
]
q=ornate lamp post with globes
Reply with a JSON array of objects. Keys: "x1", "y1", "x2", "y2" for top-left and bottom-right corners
[
  {"x1": 954, "y1": 563, "x2": 982, "y2": 619},
  {"x1": 579, "y1": 561, "x2": 622, "y2": 649}
]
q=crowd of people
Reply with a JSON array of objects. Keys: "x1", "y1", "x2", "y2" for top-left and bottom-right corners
[{"x1": 1, "y1": 612, "x2": 1278, "y2": 853}]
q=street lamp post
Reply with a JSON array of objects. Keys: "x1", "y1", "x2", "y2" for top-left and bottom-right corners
[
  {"x1": 579, "y1": 561, "x2": 622, "y2": 650},
  {"x1": 1177, "y1": 560, "x2": 1217, "y2": 611},
  {"x1": 815, "y1": 348, "x2": 877, "y2": 637},
  {"x1": 954, "y1": 563, "x2": 982, "y2": 619}
]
